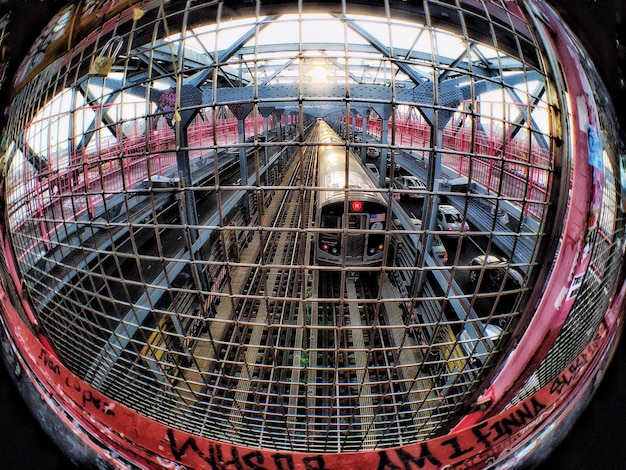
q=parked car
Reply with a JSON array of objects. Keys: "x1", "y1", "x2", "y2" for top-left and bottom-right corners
[
  {"x1": 393, "y1": 175, "x2": 426, "y2": 198},
  {"x1": 436, "y1": 204, "x2": 470, "y2": 234},
  {"x1": 468, "y1": 255, "x2": 524, "y2": 291},
  {"x1": 428, "y1": 230, "x2": 448, "y2": 263}
]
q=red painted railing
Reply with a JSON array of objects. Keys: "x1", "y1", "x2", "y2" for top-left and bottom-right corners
[
  {"x1": 351, "y1": 112, "x2": 551, "y2": 219},
  {"x1": 12, "y1": 110, "x2": 549, "y2": 254}
]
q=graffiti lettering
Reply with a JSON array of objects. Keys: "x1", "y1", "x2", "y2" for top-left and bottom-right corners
[
  {"x1": 82, "y1": 390, "x2": 99, "y2": 410},
  {"x1": 550, "y1": 373, "x2": 571, "y2": 395},
  {"x1": 65, "y1": 375, "x2": 83, "y2": 392},
  {"x1": 375, "y1": 450, "x2": 402, "y2": 469},
  {"x1": 159, "y1": 324, "x2": 604, "y2": 470},
  {"x1": 377, "y1": 444, "x2": 442, "y2": 469},
  {"x1": 240, "y1": 452, "x2": 299, "y2": 470},
  {"x1": 440, "y1": 436, "x2": 474, "y2": 459},
  {"x1": 165, "y1": 397, "x2": 546, "y2": 469},
  {"x1": 167, "y1": 430, "x2": 298, "y2": 470},
  {"x1": 37, "y1": 348, "x2": 116, "y2": 416},
  {"x1": 396, "y1": 446, "x2": 442, "y2": 468},
  {"x1": 243, "y1": 452, "x2": 298, "y2": 470},
  {"x1": 472, "y1": 397, "x2": 546, "y2": 449},
  {"x1": 38, "y1": 348, "x2": 60, "y2": 375},
  {"x1": 241, "y1": 451, "x2": 264, "y2": 470},
  {"x1": 588, "y1": 332, "x2": 603, "y2": 355},
  {"x1": 271, "y1": 454, "x2": 294, "y2": 470},
  {"x1": 302, "y1": 456, "x2": 330, "y2": 470},
  {"x1": 206, "y1": 444, "x2": 244, "y2": 470},
  {"x1": 168, "y1": 429, "x2": 202, "y2": 462},
  {"x1": 550, "y1": 344, "x2": 593, "y2": 395},
  {"x1": 472, "y1": 421, "x2": 492, "y2": 449},
  {"x1": 12, "y1": 269, "x2": 610, "y2": 470},
  {"x1": 81, "y1": 390, "x2": 115, "y2": 416},
  {"x1": 568, "y1": 353, "x2": 588, "y2": 376},
  {"x1": 490, "y1": 398, "x2": 546, "y2": 442}
]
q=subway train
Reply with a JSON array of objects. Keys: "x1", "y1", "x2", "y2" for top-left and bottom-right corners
[{"x1": 314, "y1": 120, "x2": 388, "y2": 266}]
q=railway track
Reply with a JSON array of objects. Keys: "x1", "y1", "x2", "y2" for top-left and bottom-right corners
[
  {"x1": 177, "y1": 126, "x2": 319, "y2": 446},
  {"x1": 225, "y1": 139, "x2": 316, "y2": 437},
  {"x1": 307, "y1": 270, "x2": 449, "y2": 450},
  {"x1": 147, "y1": 123, "x2": 469, "y2": 451}
]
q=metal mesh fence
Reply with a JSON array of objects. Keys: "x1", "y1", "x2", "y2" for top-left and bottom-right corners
[{"x1": 2, "y1": 0, "x2": 564, "y2": 452}]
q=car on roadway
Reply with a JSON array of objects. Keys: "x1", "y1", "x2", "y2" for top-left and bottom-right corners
[
  {"x1": 436, "y1": 204, "x2": 470, "y2": 234},
  {"x1": 429, "y1": 233, "x2": 448, "y2": 263},
  {"x1": 393, "y1": 175, "x2": 426, "y2": 198},
  {"x1": 392, "y1": 217, "x2": 449, "y2": 263},
  {"x1": 385, "y1": 151, "x2": 402, "y2": 173},
  {"x1": 468, "y1": 255, "x2": 524, "y2": 292},
  {"x1": 366, "y1": 146, "x2": 381, "y2": 158},
  {"x1": 412, "y1": 218, "x2": 448, "y2": 263}
]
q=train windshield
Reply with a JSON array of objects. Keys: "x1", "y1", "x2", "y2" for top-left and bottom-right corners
[
  {"x1": 348, "y1": 214, "x2": 366, "y2": 229},
  {"x1": 321, "y1": 215, "x2": 340, "y2": 228}
]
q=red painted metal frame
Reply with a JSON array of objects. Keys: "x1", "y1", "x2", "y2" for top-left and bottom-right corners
[{"x1": 454, "y1": 0, "x2": 608, "y2": 429}]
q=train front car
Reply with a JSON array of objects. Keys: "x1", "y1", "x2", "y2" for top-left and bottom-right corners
[{"x1": 315, "y1": 121, "x2": 388, "y2": 267}]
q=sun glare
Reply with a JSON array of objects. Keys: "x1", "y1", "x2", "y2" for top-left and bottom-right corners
[{"x1": 309, "y1": 65, "x2": 329, "y2": 84}]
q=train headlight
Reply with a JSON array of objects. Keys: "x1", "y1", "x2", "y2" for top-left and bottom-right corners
[{"x1": 368, "y1": 243, "x2": 384, "y2": 255}]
